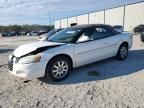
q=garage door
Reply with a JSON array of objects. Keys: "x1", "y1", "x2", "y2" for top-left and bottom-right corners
[
  {"x1": 89, "y1": 11, "x2": 105, "y2": 24},
  {"x1": 68, "y1": 17, "x2": 77, "y2": 27},
  {"x1": 105, "y1": 6, "x2": 124, "y2": 26},
  {"x1": 54, "y1": 20, "x2": 61, "y2": 29},
  {"x1": 125, "y1": 2, "x2": 144, "y2": 31},
  {"x1": 61, "y1": 18, "x2": 68, "y2": 28},
  {"x1": 77, "y1": 14, "x2": 88, "y2": 25}
]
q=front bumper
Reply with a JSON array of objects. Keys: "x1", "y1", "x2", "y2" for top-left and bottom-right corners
[{"x1": 8, "y1": 60, "x2": 46, "y2": 80}]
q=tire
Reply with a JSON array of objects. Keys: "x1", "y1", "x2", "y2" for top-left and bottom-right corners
[
  {"x1": 117, "y1": 44, "x2": 128, "y2": 60},
  {"x1": 45, "y1": 56, "x2": 72, "y2": 82}
]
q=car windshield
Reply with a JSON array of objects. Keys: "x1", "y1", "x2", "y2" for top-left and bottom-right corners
[{"x1": 48, "y1": 28, "x2": 82, "y2": 43}]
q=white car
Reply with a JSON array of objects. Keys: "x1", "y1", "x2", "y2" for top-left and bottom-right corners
[{"x1": 8, "y1": 24, "x2": 133, "y2": 82}]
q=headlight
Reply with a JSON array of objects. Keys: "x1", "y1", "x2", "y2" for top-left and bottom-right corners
[{"x1": 18, "y1": 54, "x2": 41, "y2": 64}]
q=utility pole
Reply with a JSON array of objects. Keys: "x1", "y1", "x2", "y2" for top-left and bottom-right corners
[{"x1": 49, "y1": 11, "x2": 51, "y2": 26}]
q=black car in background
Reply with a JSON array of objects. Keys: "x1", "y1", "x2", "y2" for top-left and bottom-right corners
[
  {"x1": 133, "y1": 24, "x2": 144, "y2": 33},
  {"x1": 38, "y1": 31, "x2": 47, "y2": 36},
  {"x1": 2, "y1": 31, "x2": 20, "y2": 37},
  {"x1": 2, "y1": 32, "x2": 11, "y2": 37},
  {"x1": 10, "y1": 31, "x2": 21, "y2": 36},
  {"x1": 141, "y1": 32, "x2": 144, "y2": 43}
]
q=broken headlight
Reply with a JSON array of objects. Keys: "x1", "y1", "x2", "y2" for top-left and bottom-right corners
[{"x1": 18, "y1": 54, "x2": 41, "y2": 64}]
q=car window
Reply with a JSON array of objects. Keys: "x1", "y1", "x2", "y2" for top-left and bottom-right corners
[
  {"x1": 95, "y1": 27, "x2": 107, "y2": 33},
  {"x1": 79, "y1": 28, "x2": 95, "y2": 41},
  {"x1": 92, "y1": 27, "x2": 113, "y2": 40},
  {"x1": 48, "y1": 28, "x2": 82, "y2": 43}
]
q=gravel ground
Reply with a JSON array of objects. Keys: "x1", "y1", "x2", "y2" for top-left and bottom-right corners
[{"x1": 0, "y1": 35, "x2": 144, "y2": 108}]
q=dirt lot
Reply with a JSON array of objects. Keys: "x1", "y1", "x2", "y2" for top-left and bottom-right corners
[{"x1": 0, "y1": 35, "x2": 144, "y2": 108}]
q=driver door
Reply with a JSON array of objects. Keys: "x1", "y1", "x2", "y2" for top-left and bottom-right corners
[
  {"x1": 74, "y1": 28, "x2": 98, "y2": 67},
  {"x1": 74, "y1": 27, "x2": 112, "y2": 67}
]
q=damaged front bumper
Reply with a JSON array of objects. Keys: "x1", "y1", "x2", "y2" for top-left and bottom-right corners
[{"x1": 8, "y1": 55, "x2": 46, "y2": 80}]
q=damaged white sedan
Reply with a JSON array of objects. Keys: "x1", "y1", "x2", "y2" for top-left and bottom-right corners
[{"x1": 8, "y1": 24, "x2": 133, "y2": 81}]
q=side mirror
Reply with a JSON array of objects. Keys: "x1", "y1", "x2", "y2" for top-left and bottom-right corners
[{"x1": 77, "y1": 35, "x2": 90, "y2": 43}]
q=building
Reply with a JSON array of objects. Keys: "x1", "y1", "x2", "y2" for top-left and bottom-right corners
[{"x1": 54, "y1": 1, "x2": 144, "y2": 31}]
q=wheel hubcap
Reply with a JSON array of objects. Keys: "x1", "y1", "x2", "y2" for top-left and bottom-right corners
[
  {"x1": 120, "y1": 46, "x2": 128, "y2": 58},
  {"x1": 52, "y1": 61, "x2": 69, "y2": 79}
]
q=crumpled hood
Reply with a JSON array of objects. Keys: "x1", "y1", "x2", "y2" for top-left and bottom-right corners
[{"x1": 14, "y1": 41, "x2": 65, "y2": 57}]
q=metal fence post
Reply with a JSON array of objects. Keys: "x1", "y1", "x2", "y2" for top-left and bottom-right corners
[
  {"x1": 104, "y1": 10, "x2": 106, "y2": 24},
  {"x1": 123, "y1": 5, "x2": 126, "y2": 31}
]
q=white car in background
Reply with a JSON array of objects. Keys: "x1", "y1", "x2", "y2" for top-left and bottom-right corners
[
  {"x1": 38, "y1": 29, "x2": 63, "y2": 41},
  {"x1": 8, "y1": 24, "x2": 133, "y2": 82}
]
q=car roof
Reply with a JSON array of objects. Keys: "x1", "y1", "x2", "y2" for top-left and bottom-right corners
[{"x1": 68, "y1": 24, "x2": 113, "y2": 29}]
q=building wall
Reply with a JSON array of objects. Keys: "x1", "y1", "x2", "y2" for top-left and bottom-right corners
[
  {"x1": 77, "y1": 14, "x2": 89, "y2": 25},
  {"x1": 125, "y1": 2, "x2": 144, "y2": 31},
  {"x1": 55, "y1": 1, "x2": 144, "y2": 31},
  {"x1": 61, "y1": 18, "x2": 68, "y2": 28},
  {"x1": 105, "y1": 7, "x2": 124, "y2": 26},
  {"x1": 54, "y1": 20, "x2": 61, "y2": 29},
  {"x1": 68, "y1": 17, "x2": 77, "y2": 27},
  {"x1": 89, "y1": 11, "x2": 105, "y2": 24}
]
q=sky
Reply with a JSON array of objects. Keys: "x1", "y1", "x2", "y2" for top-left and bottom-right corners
[{"x1": 0, "y1": 0, "x2": 143, "y2": 25}]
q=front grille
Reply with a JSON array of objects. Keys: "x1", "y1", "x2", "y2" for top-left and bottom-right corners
[{"x1": 8, "y1": 60, "x2": 13, "y2": 71}]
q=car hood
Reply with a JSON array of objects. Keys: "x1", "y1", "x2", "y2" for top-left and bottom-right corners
[{"x1": 14, "y1": 41, "x2": 65, "y2": 57}]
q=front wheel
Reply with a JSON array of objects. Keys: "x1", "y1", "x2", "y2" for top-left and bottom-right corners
[
  {"x1": 45, "y1": 56, "x2": 72, "y2": 82},
  {"x1": 117, "y1": 44, "x2": 128, "y2": 60}
]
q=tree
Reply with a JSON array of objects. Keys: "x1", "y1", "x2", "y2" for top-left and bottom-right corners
[{"x1": 0, "y1": 25, "x2": 54, "y2": 33}]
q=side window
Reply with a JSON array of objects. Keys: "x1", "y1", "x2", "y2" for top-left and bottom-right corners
[
  {"x1": 95, "y1": 27, "x2": 107, "y2": 33},
  {"x1": 77, "y1": 28, "x2": 95, "y2": 42},
  {"x1": 82, "y1": 28, "x2": 94, "y2": 40},
  {"x1": 92, "y1": 27, "x2": 113, "y2": 40}
]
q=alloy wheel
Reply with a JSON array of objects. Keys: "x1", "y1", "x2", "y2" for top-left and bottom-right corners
[
  {"x1": 120, "y1": 46, "x2": 128, "y2": 59},
  {"x1": 52, "y1": 61, "x2": 69, "y2": 79}
]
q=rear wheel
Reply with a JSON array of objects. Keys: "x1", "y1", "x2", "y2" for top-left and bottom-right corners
[
  {"x1": 117, "y1": 44, "x2": 128, "y2": 60},
  {"x1": 45, "y1": 56, "x2": 72, "y2": 82}
]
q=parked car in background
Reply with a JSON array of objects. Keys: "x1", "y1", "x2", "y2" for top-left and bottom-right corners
[
  {"x1": 26, "y1": 31, "x2": 31, "y2": 36},
  {"x1": 38, "y1": 31, "x2": 47, "y2": 36},
  {"x1": 10, "y1": 31, "x2": 21, "y2": 36},
  {"x1": 2, "y1": 32, "x2": 11, "y2": 37},
  {"x1": 38, "y1": 28, "x2": 63, "y2": 41},
  {"x1": 133, "y1": 24, "x2": 144, "y2": 33},
  {"x1": 26, "y1": 31, "x2": 38, "y2": 36},
  {"x1": 8, "y1": 24, "x2": 132, "y2": 82},
  {"x1": 38, "y1": 33, "x2": 48, "y2": 41},
  {"x1": 113, "y1": 25, "x2": 123, "y2": 32},
  {"x1": 141, "y1": 32, "x2": 144, "y2": 42},
  {"x1": 21, "y1": 32, "x2": 28, "y2": 36},
  {"x1": 2, "y1": 31, "x2": 20, "y2": 37},
  {"x1": 0, "y1": 33, "x2": 2, "y2": 37},
  {"x1": 30, "y1": 31, "x2": 39, "y2": 36}
]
